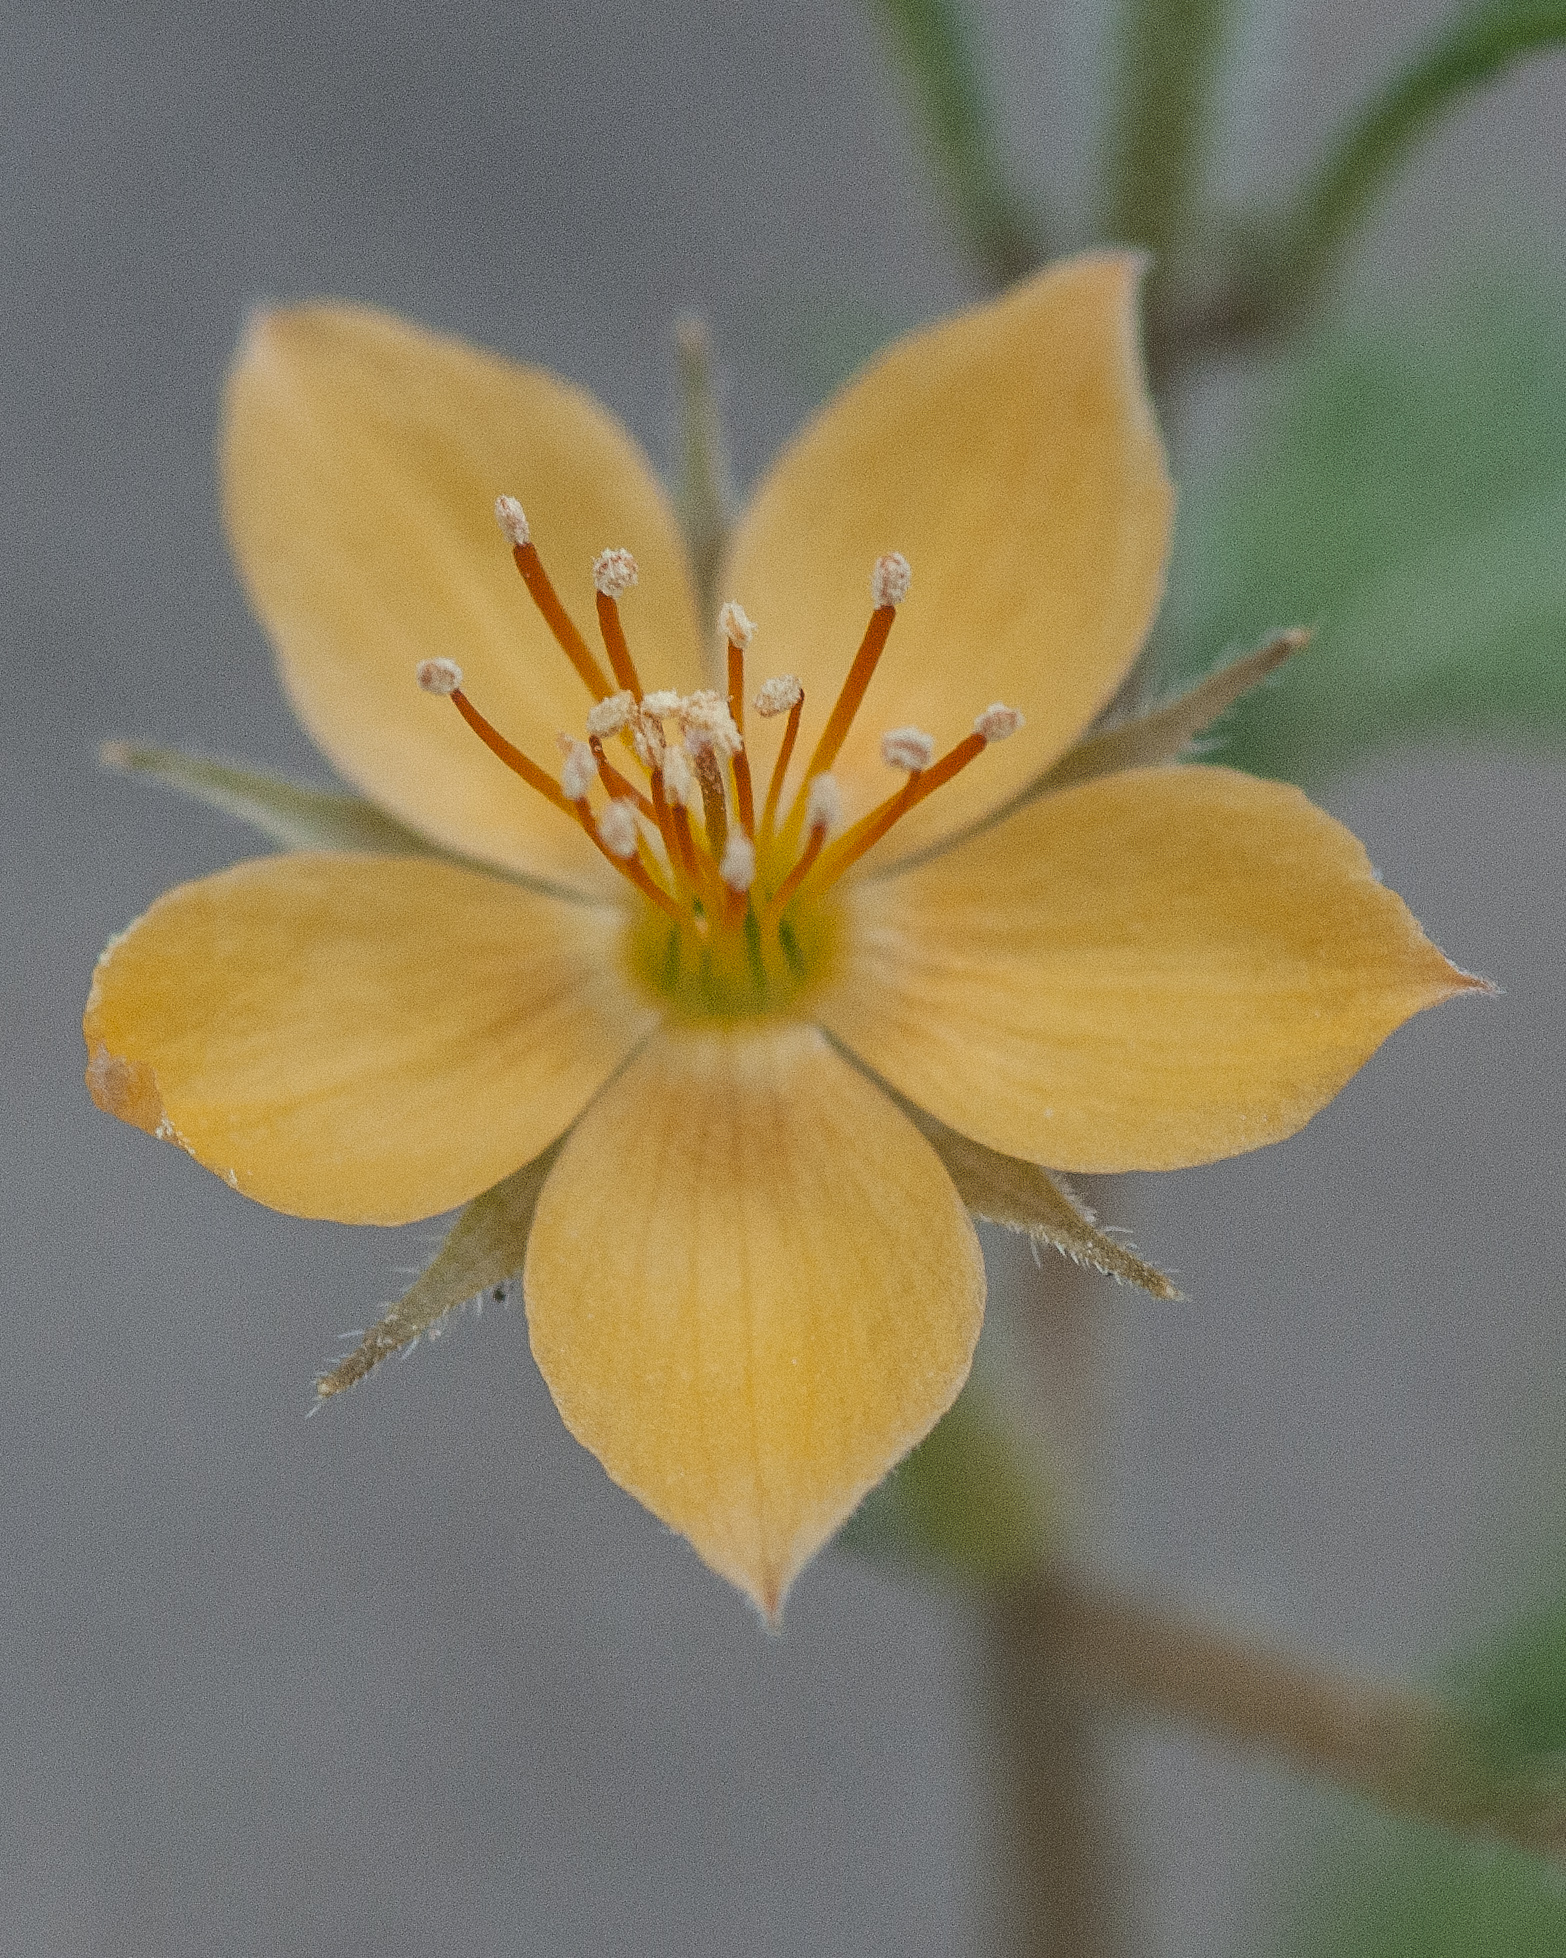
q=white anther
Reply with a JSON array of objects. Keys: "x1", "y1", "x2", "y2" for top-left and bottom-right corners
[
  {"x1": 630, "y1": 707, "x2": 666, "y2": 770},
  {"x1": 720, "y1": 833, "x2": 757, "y2": 893},
  {"x1": 871, "y1": 551, "x2": 912, "y2": 608},
  {"x1": 805, "y1": 772, "x2": 843, "y2": 834},
  {"x1": 560, "y1": 740, "x2": 597, "y2": 802},
  {"x1": 880, "y1": 726, "x2": 935, "y2": 773},
  {"x1": 416, "y1": 657, "x2": 463, "y2": 696},
  {"x1": 718, "y1": 600, "x2": 756, "y2": 649},
  {"x1": 597, "y1": 798, "x2": 639, "y2": 859},
  {"x1": 974, "y1": 703, "x2": 1024, "y2": 743},
  {"x1": 678, "y1": 689, "x2": 742, "y2": 760},
  {"x1": 662, "y1": 744, "x2": 698, "y2": 809},
  {"x1": 494, "y1": 495, "x2": 530, "y2": 548},
  {"x1": 593, "y1": 548, "x2": 638, "y2": 597},
  {"x1": 754, "y1": 674, "x2": 803, "y2": 718},
  {"x1": 640, "y1": 689, "x2": 683, "y2": 718},
  {"x1": 586, "y1": 690, "x2": 635, "y2": 737}
]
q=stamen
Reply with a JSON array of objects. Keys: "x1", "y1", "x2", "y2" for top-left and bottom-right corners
[
  {"x1": 630, "y1": 704, "x2": 666, "y2": 771},
  {"x1": 689, "y1": 739, "x2": 730, "y2": 860},
  {"x1": 870, "y1": 551, "x2": 912, "y2": 609},
  {"x1": 679, "y1": 690, "x2": 742, "y2": 761},
  {"x1": 559, "y1": 740, "x2": 597, "y2": 804},
  {"x1": 494, "y1": 495, "x2": 530, "y2": 549},
  {"x1": 417, "y1": 665, "x2": 575, "y2": 816},
  {"x1": 754, "y1": 675, "x2": 803, "y2": 718},
  {"x1": 718, "y1": 600, "x2": 756, "y2": 650},
  {"x1": 767, "y1": 772, "x2": 840, "y2": 915},
  {"x1": 723, "y1": 609, "x2": 756, "y2": 837},
  {"x1": 881, "y1": 726, "x2": 935, "y2": 773},
  {"x1": 592, "y1": 548, "x2": 639, "y2": 598},
  {"x1": 974, "y1": 703, "x2": 1025, "y2": 742},
  {"x1": 592, "y1": 548, "x2": 643, "y2": 697},
  {"x1": 805, "y1": 772, "x2": 843, "y2": 834},
  {"x1": 781, "y1": 552, "x2": 911, "y2": 850},
  {"x1": 662, "y1": 744, "x2": 698, "y2": 810},
  {"x1": 597, "y1": 798, "x2": 640, "y2": 859},
  {"x1": 755, "y1": 675, "x2": 803, "y2": 851},
  {"x1": 641, "y1": 689, "x2": 684, "y2": 718},
  {"x1": 720, "y1": 833, "x2": 756, "y2": 894},
  {"x1": 496, "y1": 497, "x2": 615, "y2": 701},
  {"x1": 416, "y1": 657, "x2": 463, "y2": 696},
  {"x1": 809, "y1": 710, "x2": 1020, "y2": 892},
  {"x1": 586, "y1": 690, "x2": 636, "y2": 737},
  {"x1": 588, "y1": 736, "x2": 655, "y2": 818}
]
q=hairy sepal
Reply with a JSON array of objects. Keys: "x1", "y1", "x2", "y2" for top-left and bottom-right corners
[
  {"x1": 316, "y1": 1143, "x2": 562, "y2": 1399},
  {"x1": 921, "y1": 1120, "x2": 1180, "y2": 1299}
]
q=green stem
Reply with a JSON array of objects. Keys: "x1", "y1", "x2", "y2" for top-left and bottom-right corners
[
  {"x1": 1101, "y1": 0, "x2": 1245, "y2": 263},
  {"x1": 866, "y1": 0, "x2": 1046, "y2": 285},
  {"x1": 1266, "y1": 1, "x2": 1566, "y2": 316}
]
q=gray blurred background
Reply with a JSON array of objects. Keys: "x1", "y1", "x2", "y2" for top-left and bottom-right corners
[{"x1": 2, "y1": 1, "x2": 1564, "y2": 1951}]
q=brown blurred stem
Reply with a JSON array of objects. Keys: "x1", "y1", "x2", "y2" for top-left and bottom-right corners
[
  {"x1": 984, "y1": 1592, "x2": 1127, "y2": 1957},
  {"x1": 1003, "y1": 1570, "x2": 1566, "y2": 1862}
]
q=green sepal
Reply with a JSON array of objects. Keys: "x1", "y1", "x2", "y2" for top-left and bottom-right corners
[
  {"x1": 921, "y1": 1121, "x2": 1180, "y2": 1300},
  {"x1": 102, "y1": 740, "x2": 593, "y2": 901},
  {"x1": 315, "y1": 1143, "x2": 562, "y2": 1400},
  {"x1": 102, "y1": 741, "x2": 441, "y2": 855}
]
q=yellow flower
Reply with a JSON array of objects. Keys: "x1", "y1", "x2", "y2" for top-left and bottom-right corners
[{"x1": 83, "y1": 254, "x2": 1479, "y2": 1619}]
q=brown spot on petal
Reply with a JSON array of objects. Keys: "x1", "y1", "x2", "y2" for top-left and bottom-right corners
[{"x1": 85, "y1": 1040, "x2": 166, "y2": 1135}]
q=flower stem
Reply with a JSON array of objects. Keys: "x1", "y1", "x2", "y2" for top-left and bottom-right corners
[
  {"x1": 1259, "y1": 1, "x2": 1566, "y2": 322},
  {"x1": 1100, "y1": 0, "x2": 1243, "y2": 266},
  {"x1": 1005, "y1": 1570, "x2": 1566, "y2": 1860},
  {"x1": 982, "y1": 1591, "x2": 1127, "y2": 1957},
  {"x1": 865, "y1": 0, "x2": 1047, "y2": 285}
]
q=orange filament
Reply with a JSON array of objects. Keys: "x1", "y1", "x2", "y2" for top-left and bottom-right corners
[
  {"x1": 511, "y1": 542, "x2": 615, "y2": 700},
  {"x1": 589, "y1": 737, "x2": 655, "y2": 820},
  {"x1": 571, "y1": 797, "x2": 682, "y2": 920},
  {"x1": 806, "y1": 731, "x2": 988, "y2": 893},
  {"x1": 794, "y1": 603, "x2": 895, "y2": 793},
  {"x1": 446, "y1": 687, "x2": 681, "y2": 916},
  {"x1": 727, "y1": 639, "x2": 756, "y2": 836},
  {"x1": 757, "y1": 692, "x2": 803, "y2": 852},
  {"x1": 764, "y1": 817, "x2": 829, "y2": 917},
  {"x1": 449, "y1": 689, "x2": 577, "y2": 816},
  {"x1": 595, "y1": 592, "x2": 644, "y2": 698}
]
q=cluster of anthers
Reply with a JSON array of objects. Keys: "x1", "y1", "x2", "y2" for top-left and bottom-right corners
[{"x1": 415, "y1": 495, "x2": 1022, "y2": 1016}]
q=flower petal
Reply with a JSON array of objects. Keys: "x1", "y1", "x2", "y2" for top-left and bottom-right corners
[
  {"x1": 83, "y1": 854, "x2": 656, "y2": 1223},
  {"x1": 523, "y1": 1021, "x2": 984, "y2": 1620},
  {"x1": 724, "y1": 253, "x2": 1172, "y2": 861},
  {"x1": 224, "y1": 304, "x2": 703, "y2": 889},
  {"x1": 821, "y1": 766, "x2": 1485, "y2": 1172}
]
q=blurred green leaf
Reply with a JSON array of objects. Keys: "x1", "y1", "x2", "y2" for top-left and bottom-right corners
[
  {"x1": 1163, "y1": 279, "x2": 1566, "y2": 781},
  {"x1": 1458, "y1": 1598, "x2": 1566, "y2": 1779},
  {"x1": 1289, "y1": 1810, "x2": 1566, "y2": 1958},
  {"x1": 838, "y1": 1374, "x2": 1054, "y2": 1583}
]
